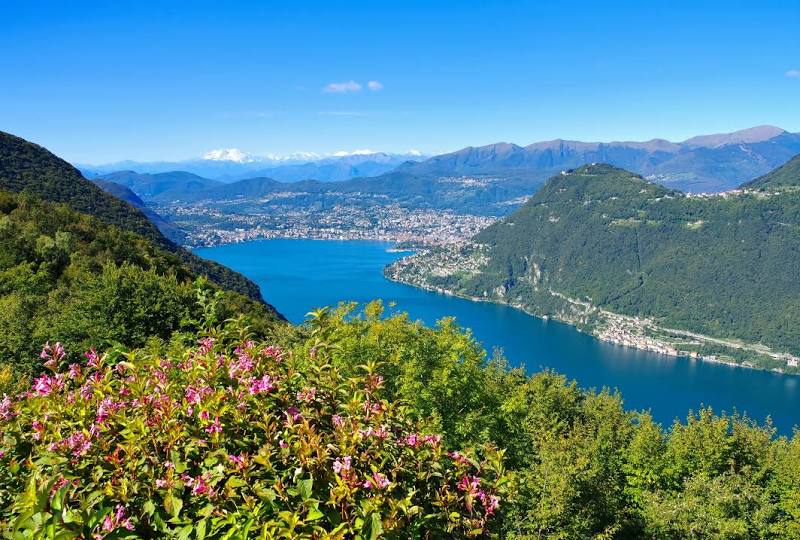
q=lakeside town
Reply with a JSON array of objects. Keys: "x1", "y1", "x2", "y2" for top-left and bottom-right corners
[{"x1": 157, "y1": 198, "x2": 497, "y2": 247}]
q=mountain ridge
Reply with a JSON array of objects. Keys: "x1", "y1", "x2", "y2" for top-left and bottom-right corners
[
  {"x1": 397, "y1": 126, "x2": 800, "y2": 192},
  {"x1": 81, "y1": 151, "x2": 426, "y2": 183}
]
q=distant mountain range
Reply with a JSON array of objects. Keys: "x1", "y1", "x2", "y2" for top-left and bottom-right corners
[
  {"x1": 396, "y1": 125, "x2": 800, "y2": 192},
  {"x1": 85, "y1": 126, "x2": 800, "y2": 216},
  {"x1": 79, "y1": 151, "x2": 426, "y2": 183}
]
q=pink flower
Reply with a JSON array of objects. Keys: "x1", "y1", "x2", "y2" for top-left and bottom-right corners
[
  {"x1": 261, "y1": 345, "x2": 284, "y2": 362},
  {"x1": 83, "y1": 348, "x2": 100, "y2": 368},
  {"x1": 249, "y1": 375, "x2": 275, "y2": 395},
  {"x1": 198, "y1": 337, "x2": 215, "y2": 355},
  {"x1": 402, "y1": 433, "x2": 421, "y2": 448},
  {"x1": 363, "y1": 400, "x2": 382, "y2": 417},
  {"x1": 155, "y1": 478, "x2": 172, "y2": 489},
  {"x1": 457, "y1": 475, "x2": 482, "y2": 498},
  {"x1": 101, "y1": 505, "x2": 134, "y2": 533},
  {"x1": 150, "y1": 368, "x2": 167, "y2": 386},
  {"x1": 284, "y1": 407, "x2": 301, "y2": 424},
  {"x1": 333, "y1": 455, "x2": 352, "y2": 474},
  {"x1": 424, "y1": 434, "x2": 442, "y2": 446},
  {"x1": 40, "y1": 341, "x2": 65, "y2": 369},
  {"x1": 31, "y1": 419, "x2": 44, "y2": 440},
  {"x1": 199, "y1": 410, "x2": 210, "y2": 420},
  {"x1": 296, "y1": 387, "x2": 316, "y2": 402},
  {"x1": 183, "y1": 473, "x2": 214, "y2": 497},
  {"x1": 279, "y1": 439, "x2": 288, "y2": 449},
  {"x1": 205, "y1": 416, "x2": 223, "y2": 434},
  {"x1": 0, "y1": 394, "x2": 15, "y2": 421},
  {"x1": 228, "y1": 354, "x2": 255, "y2": 380},
  {"x1": 363, "y1": 471, "x2": 390, "y2": 490},
  {"x1": 359, "y1": 425, "x2": 389, "y2": 440},
  {"x1": 49, "y1": 430, "x2": 93, "y2": 458},
  {"x1": 448, "y1": 451, "x2": 470, "y2": 466},
  {"x1": 95, "y1": 398, "x2": 124, "y2": 425},
  {"x1": 332, "y1": 414, "x2": 344, "y2": 427},
  {"x1": 67, "y1": 363, "x2": 82, "y2": 380},
  {"x1": 79, "y1": 383, "x2": 93, "y2": 401},
  {"x1": 228, "y1": 453, "x2": 247, "y2": 469},
  {"x1": 185, "y1": 384, "x2": 211, "y2": 405},
  {"x1": 365, "y1": 374, "x2": 384, "y2": 391},
  {"x1": 32, "y1": 374, "x2": 63, "y2": 396},
  {"x1": 479, "y1": 492, "x2": 500, "y2": 515}
]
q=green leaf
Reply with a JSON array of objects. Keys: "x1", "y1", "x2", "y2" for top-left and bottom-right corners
[
  {"x1": 164, "y1": 492, "x2": 183, "y2": 518},
  {"x1": 176, "y1": 524, "x2": 193, "y2": 540},
  {"x1": 368, "y1": 512, "x2": 383, "y2": 540},
  {"x1": 225, "y1": 477, "x2": 247, "y2": 489},
  {"x1": 298, "y1": 478, "x2": 313, "y2": 500},
  {"x1": 306, "y1": 508, "x2": 324, "y2": 522},
  {"x1": 195, "y1": 519, "x2": 207, "y2": 540}
]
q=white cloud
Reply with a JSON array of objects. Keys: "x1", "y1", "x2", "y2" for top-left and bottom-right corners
[
  {"x1": 322, "y1": 80, "x2": 362, "y2": 93},
  {"x1": 367, "y1": 80, "x2": 383, "y2": 91},
  {"x1": 786, "y1": 70, "x2": 800, "y2": 78},
  {"x1": 202, "y1": 148, "x2": 254, "y2": 163}
]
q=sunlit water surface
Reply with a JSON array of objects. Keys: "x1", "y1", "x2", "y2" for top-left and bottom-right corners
[{"x1": 197, "y1": 239, "x2": 800, "y2": 435}]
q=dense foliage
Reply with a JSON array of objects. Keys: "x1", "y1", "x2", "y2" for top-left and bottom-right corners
[
  {"x1": 0, "y1": 190, "x2": 282, "y2": 376},
  {"x1": 303, "y1": 303, "x2": 800, "y2": 538},
  {"x1": 3, "y1": 303, "x2": 800, "y2": 538},
  {"x1": 0, "y1": 311, "x2": 505, "y2": 539},
  {"x1": 0, "y1": 131, "x2": 266, "y2": 301}
]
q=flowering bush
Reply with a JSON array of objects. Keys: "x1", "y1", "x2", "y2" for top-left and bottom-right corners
[{"x1": 0, "y1": 324, "x2": 505, "y2": 538}]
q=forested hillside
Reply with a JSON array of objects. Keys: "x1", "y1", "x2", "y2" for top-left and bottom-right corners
[
  {"x1": 0, "y1": 190, "x2": 284, "y2": 376},
  {"x1": 0, "y1": 132, "x2": 267, "y2": 301},
  {"x1": 387, "y1": 161, "x2": 800, "y2": 371},
  {"x1": 743, "y1": 154, "x2": 800, "y2": 189}
]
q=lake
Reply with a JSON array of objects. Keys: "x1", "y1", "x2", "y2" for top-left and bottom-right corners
[{"x1": 196, "y1": 239, "x2": 799, "y2": 434}]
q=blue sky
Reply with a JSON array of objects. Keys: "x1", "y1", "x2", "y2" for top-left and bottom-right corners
[{"x1": 1, "y1": 0, "x2": 798, "y2": 163}]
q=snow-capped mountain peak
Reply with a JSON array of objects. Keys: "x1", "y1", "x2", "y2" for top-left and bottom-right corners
[{"x1": 202, "y1": 148, "x2": 254, "y2": 163}]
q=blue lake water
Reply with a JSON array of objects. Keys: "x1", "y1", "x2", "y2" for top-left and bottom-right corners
[{"x1": 197, "y1": 239, "x2": 799, "y2": 435}]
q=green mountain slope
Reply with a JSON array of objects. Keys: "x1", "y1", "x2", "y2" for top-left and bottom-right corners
[
  {"x1": 0, "y1": 131, "x2": 269, "y2": 303},
  {"x1": 92, "y1": 178, "x2": 188, "y2": 244},
  {"x1": 741, "y1": 154, "x2": 800, "y2": 189},
  {"x1": 0, "y1": 189, "x2": 284, "y2": 372},
  {"x1": 387, "y1": 161, "x2": 800, "y2": 372}
]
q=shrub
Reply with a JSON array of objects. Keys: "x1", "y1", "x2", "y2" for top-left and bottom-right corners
[{"x1": 0, "y1": 322, "x2": 505, "y2": 538}]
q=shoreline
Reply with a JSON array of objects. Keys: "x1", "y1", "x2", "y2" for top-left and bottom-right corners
[{"x1": 383, "y1": 272, "x2": 796, "y2": 376}]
